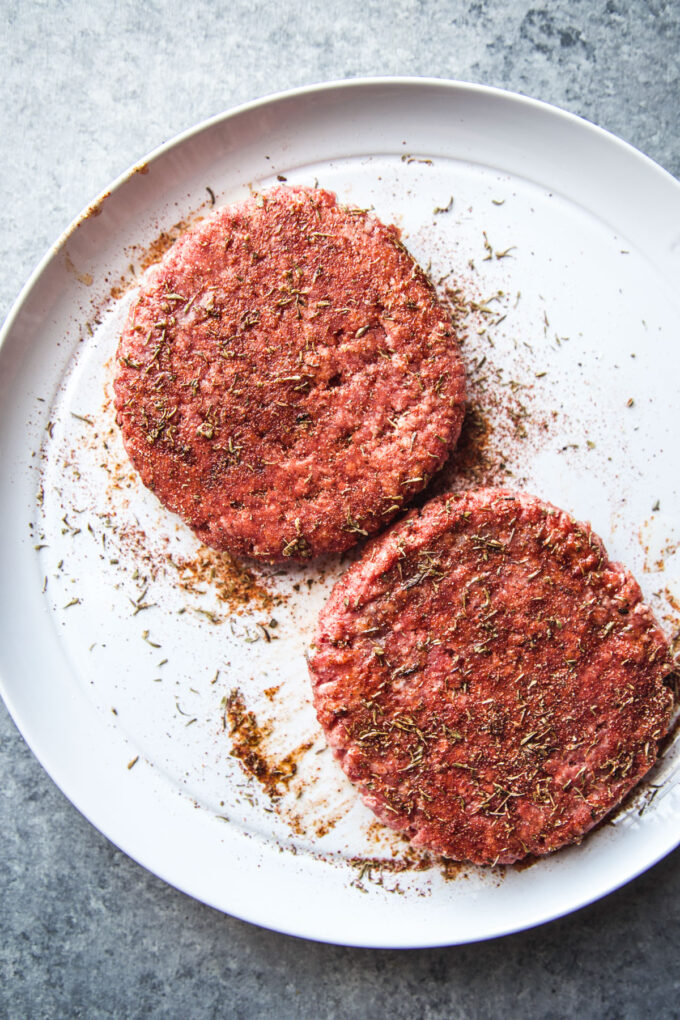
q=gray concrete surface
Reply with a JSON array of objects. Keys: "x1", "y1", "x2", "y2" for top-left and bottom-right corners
[{"x1": 2, "y1": 0, "x2": 680, "y2": 1016}]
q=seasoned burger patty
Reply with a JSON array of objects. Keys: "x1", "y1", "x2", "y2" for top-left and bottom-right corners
[
  {"x1": 309, "y1": 489, "x2": 675, "y2": 865},
  {"x1": 113, "y1": 187, "x2": 466, "y2": 561}
]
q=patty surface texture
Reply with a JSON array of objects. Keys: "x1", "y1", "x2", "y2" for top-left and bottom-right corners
[
  {"x1": 114, "y1": 186, "x2": 466, "y2": 561},
  {"x1": 309, "y1": 489, "x2": 675, "y2": 864}
]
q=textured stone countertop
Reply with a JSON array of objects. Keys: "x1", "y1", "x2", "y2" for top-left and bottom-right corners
[{"x1": 2, "y1": 1, "x2": 679, "y2": 1016}]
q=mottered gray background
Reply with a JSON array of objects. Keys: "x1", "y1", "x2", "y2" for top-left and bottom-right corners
[{"x1": 2, "y1": 1, "x2": 680, "y2": 1016}]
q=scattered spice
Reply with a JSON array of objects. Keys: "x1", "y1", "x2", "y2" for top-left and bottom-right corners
[
  {"x1": 137, "y1": 220, "x2": 190, "y2": 272},
  {"x1": 433, "y1": 196, "x2": 454, "y2": 215},
  {"x1": 223, "y1": 688, "x2": 312, "y2": 801}
]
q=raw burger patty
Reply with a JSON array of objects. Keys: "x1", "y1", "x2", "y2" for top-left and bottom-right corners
[
  {"x1": 113, "y1": 186, "x2": 466, "y2": 561},
  {"x1": 309, "y1": 489, "x2": 675, "y2": 865}
]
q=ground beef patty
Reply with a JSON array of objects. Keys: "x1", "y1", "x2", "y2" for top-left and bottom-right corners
[
  {"x1": 309, "y1": 489, "x2": 675, "y2": 865},
  {"x1": 113, "y1": 186, "x2": 466, "y2": 561}
]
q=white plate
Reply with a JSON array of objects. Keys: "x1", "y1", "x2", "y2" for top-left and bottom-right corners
[{"x1": 2, "y1": 78, "x2": 680, "y2": 948}]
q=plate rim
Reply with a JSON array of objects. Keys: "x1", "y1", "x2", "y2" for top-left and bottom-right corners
[{"x1": 2, "y1": 76, "x2": 680, "y2": 949}]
